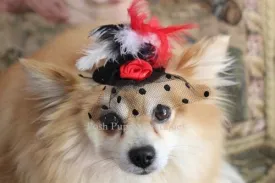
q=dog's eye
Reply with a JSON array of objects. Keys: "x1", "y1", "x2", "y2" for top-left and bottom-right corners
[
  {"x1": 99, "y1": 112, "x2": 123, "y2": 131},
  {"x1": 154, "y1": 104, "x2": 171, "y2": 122}
]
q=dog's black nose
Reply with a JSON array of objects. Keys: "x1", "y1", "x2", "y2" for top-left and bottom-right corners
[{"x1": 128, "y1": 145, "x2": 156, "y2": 168}]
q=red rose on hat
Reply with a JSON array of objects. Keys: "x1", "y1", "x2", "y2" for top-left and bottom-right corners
[{"x1": 120, "y1": 59, "x2": 153, "y2": 81}]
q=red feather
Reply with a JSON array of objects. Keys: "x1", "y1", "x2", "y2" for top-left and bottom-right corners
[{"x1": 127, "y1": 0, "x2": 197, "y2": 68}]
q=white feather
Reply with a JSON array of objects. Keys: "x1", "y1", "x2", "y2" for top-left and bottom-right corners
[
  {"x1": 76, "y1": 26, "x2": 162, "y2": 71},
  {"x1": 114, "y1": 27, "x2": 161, "y2": 56},
  {"x1": 114, "y1": 28, "x2": 142, "y2": 55},
  {"x1": 142, "y1": 33, "x2": 160, "y2": 48},
  {"x1": 76, "y1": 42, "x2": 117, "y2": 71}
]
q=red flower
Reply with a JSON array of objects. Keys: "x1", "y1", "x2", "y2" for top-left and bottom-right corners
[{"x1": 120, "y1": 59, "x2": 153, "y2": 81}]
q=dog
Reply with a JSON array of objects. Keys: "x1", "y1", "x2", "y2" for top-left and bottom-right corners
[{"x1": 0, "y1": 22, "x2": 245, "y2": 183}]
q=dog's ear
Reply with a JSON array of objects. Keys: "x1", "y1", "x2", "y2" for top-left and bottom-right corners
[
  {"x1": 20, "y1": 59, "x2": 78, "y2": 102},
  {"x1": 167, "y1": 36, "x2": 233, "y2": 88}
]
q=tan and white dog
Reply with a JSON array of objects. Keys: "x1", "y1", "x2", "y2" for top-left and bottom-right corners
[{"x1": 0, "y1": 23, "x2": 244, "y2": 183}]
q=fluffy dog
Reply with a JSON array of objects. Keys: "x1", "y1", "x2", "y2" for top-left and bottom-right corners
[{"x1": 0, "y1": 24, "x2": 244, "y2": 183}]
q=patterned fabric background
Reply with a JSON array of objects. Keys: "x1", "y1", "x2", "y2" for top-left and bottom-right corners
[{"x1": 0, "y1": 0, "x2": 273, "y2": 182}]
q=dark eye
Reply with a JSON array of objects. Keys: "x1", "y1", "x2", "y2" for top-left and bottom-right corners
[
  {"x1": 154, "y1": 104, "x2": 171, "y2": 122},
  {"x1": 99, "y1": 112, "x2": 123, "y2": 131}
]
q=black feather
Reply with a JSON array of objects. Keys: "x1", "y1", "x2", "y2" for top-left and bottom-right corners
[
  {"x1": 138, "y1": 43, "x2": 157, "y2": 63},
  {"x1": 91, "y1": 24, "x2": 126, "y2": 42}
]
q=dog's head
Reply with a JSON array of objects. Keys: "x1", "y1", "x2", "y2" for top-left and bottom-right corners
[{"x1": 21, "y1": 36, "x2": 231, "y2": 179}]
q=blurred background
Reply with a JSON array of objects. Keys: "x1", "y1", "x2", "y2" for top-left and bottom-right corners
[{"x1": 0, "y1": 0, "x2": 274, "y2": 182}]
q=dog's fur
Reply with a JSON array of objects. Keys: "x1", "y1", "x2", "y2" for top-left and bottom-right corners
[{"x1": 0, "y1": 23, "x2": 244, "y2": 183}]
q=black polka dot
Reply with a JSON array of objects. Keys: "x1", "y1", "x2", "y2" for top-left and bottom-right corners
[
  {"x1": 204, "y1": 91, "x2": 210, "y2": 97},
  {"x1": 185, "y1": 83, "x2": 190, "y2": 89},
  {"x1": 132, "y1": 109, "x2": 139, "y2": 116},
  {"x1": 112, "y1": 88, "x2": 116, "y2": 94},
  {"x1": 103, "y1": 86, "x2": 106, "y2": 90},
  {"x1": 101, "y1": 105, "x2": 108, "y2": 110},
  {"x1": 182, "y1": 99, "x2": 189, "y2": 104},
  {"x1": 88, "y1": 113, "x2": 92, "y2": 119},
  {"x1": 117, "y1": 96, "x2": 122, "y2": 103},
  {"x1": 164, "y1": 84, "x2": 170, "y2": 91},
  {"x1": 166, "y1": 74, "x2": 172, "y2": 79},
  {"x1": 139, "y1": 88, "x2": 146, "y2": 95}
]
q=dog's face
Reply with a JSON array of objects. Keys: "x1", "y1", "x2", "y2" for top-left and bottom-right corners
[
  {"x1": 86, "y1": 103, "x2": 178, "y2": 175},
  {"x1": 85, "y1": 71, "x2": 212, "y2": 175},
  {"x1": 22, "y1": 36, "x2": 231, "y2": 178}
]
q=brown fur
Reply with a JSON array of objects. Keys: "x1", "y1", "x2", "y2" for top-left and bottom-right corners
[{"x1": 0, "y1": 22, "x2": 231, "y2": 183}]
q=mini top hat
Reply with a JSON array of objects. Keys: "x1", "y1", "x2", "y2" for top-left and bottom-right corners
[
  {"x1": 76, "y1": 0, "x2": 196, "y2": 85},
  {"x1": 76, "y1": 0, "x2": 210, "y2": 121}
]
